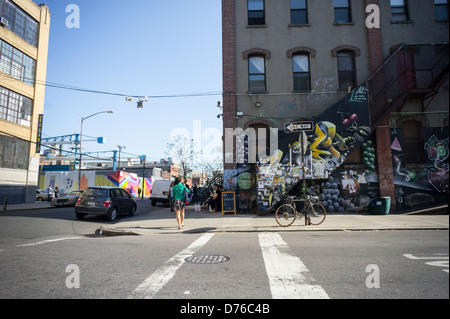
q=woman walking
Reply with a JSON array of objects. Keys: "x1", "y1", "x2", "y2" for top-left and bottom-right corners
[{"x1": 172, "y1": 177, "x2": 189, "y2": 229}]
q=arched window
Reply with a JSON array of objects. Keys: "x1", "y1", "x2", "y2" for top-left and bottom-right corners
[
  {"x1": 293, "y1": 53, "x2": 310, "y2": 91},
  {"x1": 337, "y1": 51, "x2": 357, "y2": 90},
  {"x1": 248, "y1": 55, "x2": 266, "y2": 93}
]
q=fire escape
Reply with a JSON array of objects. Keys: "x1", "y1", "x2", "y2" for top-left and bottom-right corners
[{"x1": 368, "y1": 43, "x2": 449, "y2": 131}]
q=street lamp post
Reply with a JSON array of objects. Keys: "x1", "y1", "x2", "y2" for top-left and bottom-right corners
[{"x1": 78, "y1": 110, "x2": 114, "y2": 189}]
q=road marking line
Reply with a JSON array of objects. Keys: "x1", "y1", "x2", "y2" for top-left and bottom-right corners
[
  {"x1": 403, "y1": 254, "x2": 449, "y2": 260},
  {"x1": 404, "y1": 254, "x2": 449, "y2": 274},
  {"x1": 129, "y1": 233, "x2": 215, "y2": 299},
  {"x1": 259, "y1": 232, "x2": 329, "y2": 299},
  {"x1": 16, "y1": 237, "x2": 83, "y2": 247}
]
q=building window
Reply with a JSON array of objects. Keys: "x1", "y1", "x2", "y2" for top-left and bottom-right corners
[
  {"x1": 390, "y1": 0, "x2": 409, "y2": 22},
  {"x1": 0, "y1": 86, "x2": 32, "y2": 127},
  {"x1": 435, "y1": 0, "x2": 449, "y2": 20},
  {"x1": 293, "y1": 54, "x2": 310, "y2": 91},
  {"x1": 337, "y1": 51, "x2": 357, "y2": 90},
  {"x1": 248, "y1": 55, "x2": 266, "y2": 93},
  {"x1": 248, "y1": 0, "x2": 265, "y2": 25},
  {"x1": 291, "y1": 0, "x2": 308, "y2": 25},
  {"x1": 0, "y1": 0, "x2": 39, "y2": 47},
  {"x1": 0, "y1": 134, "x2": 30, "y2": 170},
  {"x1": 0, "y1": 39, "x2": 36, "y2": 86},
  {"x1": 334, "y1": 0, "x2": 352, "y2": 23}
]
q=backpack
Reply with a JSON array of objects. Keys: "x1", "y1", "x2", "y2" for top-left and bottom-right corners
[{"x1": 184, "y1": 187, "x2": 192, "y2": 204}]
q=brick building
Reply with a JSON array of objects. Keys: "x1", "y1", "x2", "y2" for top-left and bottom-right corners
[{"x1": 222, "y1": 0, "x2": 448, "y2": 214}]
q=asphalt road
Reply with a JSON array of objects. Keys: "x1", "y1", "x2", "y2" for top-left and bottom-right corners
[{"x1": 0, "y1": 206, "x2": 448, "y2": 301}]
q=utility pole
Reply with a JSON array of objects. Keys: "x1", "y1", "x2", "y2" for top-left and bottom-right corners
[{"x1": 141, "y1": 155, "x2": 146, "y2": 199}]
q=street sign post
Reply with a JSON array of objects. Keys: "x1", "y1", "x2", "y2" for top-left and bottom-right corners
[
  {"x1": 284, "y1": 121, "x2": 315, "y2": 211},
  {"x1": 284, "y1": 121, "x2": 314, "y2": 133}
]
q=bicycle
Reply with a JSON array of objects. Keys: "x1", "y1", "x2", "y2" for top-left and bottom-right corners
[{"x1": 275, "y1": 195, "x2": 326, "y2": 227}]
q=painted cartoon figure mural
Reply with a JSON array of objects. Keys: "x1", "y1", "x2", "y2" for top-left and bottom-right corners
[
  {"x1": 391, "y1": 127, "x2": 449, "y2": 210},
  {"x1": 424, "y1": 135, "x2": 449, "y2": 193},
  {"x1": 234, "y1": 82, "x2": 447, "y2": 215},
  {"x1": 248, "y1": 84, "x2": 377, "y2": 215}
]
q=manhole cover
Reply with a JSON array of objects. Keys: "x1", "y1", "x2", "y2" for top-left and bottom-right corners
[{"x1": 185, "y1": 254, "x2": 230, "y2": 264}]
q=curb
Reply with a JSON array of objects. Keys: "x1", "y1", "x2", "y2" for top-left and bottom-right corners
[
  {"x1": 92, "y1": 226, "x2": 141, "y2": 237},
  {"x1": 106, "y1": 223, "x2": 450, "y2": 236},
  {"x1": 0, "y1": 206, "x2": 55, "y2": 213}
]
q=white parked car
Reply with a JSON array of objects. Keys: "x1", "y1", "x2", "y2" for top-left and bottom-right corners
[{"x1": 36, "y1": 189, "x2": 53, "y2": 202}]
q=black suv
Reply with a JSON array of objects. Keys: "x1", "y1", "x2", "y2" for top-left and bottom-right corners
[{"x1": 75, "y1": 187, "x2": 137, "y2": 221}]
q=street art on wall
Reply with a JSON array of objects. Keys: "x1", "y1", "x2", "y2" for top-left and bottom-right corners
[
  {"x1": 39, "y1": 171, "x2": 153, "y2": 197},
  {"x1": 107, "y1": 171, "x2": 153, "y2": 197},
  {"x1": 424, "y1": 134, "x2": 449, "y2": 193},
  {"x1": 223, "y1": 169, "x2": 237, "y2": 191},
  {"x1": 233, "y1": 84, "x2": 375, "y2": 214},
  {"x1": 39, "y1": 171, "x2": 96, "y2": 194},
  {"x1": 391, "y1": 127, "x2": 449, "y2": 210}
]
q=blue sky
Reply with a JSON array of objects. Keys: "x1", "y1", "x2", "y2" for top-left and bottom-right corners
[{"x1": 39, "y1": 0, "x2": 223, "y2": 162}]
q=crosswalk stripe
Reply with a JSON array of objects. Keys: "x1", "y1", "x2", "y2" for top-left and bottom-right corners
[
  {"x1": 129, "y1": 233, "x2": 215, "y2": 299},
  {"x1": 259, "y1": 232, "x2": 330, "y2": 299}
]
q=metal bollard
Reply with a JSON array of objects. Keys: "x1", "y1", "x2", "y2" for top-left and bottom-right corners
[{"x1": 3, "y1": 197, "x2": 7, "y2": 211}]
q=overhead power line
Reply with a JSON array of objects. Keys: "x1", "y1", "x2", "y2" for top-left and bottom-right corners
[{"x1": 0, "y1": 73, "x2": 222, "y2": 99}]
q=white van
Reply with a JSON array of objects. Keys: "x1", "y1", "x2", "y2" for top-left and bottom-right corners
[{"x1": 150, "y1": 179, "x2": 173, "y2": 206}]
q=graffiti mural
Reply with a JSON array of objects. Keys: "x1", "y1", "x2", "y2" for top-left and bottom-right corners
[
  {"x1": 309, "y1": 121, "x2": 350, "y2": 161},
  {"x1": 249, "y1": 84, "x2": 373, "y2": 214},
  {"x1": 424, "y1": 135, "x2": 449, "y2": 193},
  {"x1": 39, "y1": 170, "x2": 153, "y2": 197},
  {"x1": 391, "y1": 127, "x2": 449, "y2": 210},
  {"x1": 38, "y1": 171, "x2": 96, "y2": 194},
  {"x1": 107, "y1": 171, "x2": 153, "y2": 197}
]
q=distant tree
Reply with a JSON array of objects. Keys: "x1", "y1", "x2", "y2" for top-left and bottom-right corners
[
  {"x1": 165, "y1": 135, "x2": 224, "y2": 181},
  {"x1": 165, "y1": 135, "x2": 197, "y2": 180}
]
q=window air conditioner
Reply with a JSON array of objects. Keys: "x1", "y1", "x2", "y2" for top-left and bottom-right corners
[{"x1": 0, "y1": 17, "x2": 9, "y2": 27}]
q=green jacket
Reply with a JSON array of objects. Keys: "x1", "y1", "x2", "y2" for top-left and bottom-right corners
[{"x1": 172, "y1": 183, "x2": 189, "y2": 201}]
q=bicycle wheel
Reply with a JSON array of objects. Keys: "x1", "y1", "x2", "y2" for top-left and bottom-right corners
[
  {"x1": 306, "y1": 203, "x2": 326, "y2": 225},
  {"x1": 275, "y1": 204, "x2": 298, "y2": 227}
]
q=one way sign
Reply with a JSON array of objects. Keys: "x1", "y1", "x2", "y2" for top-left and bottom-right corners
[{"x1": 284, "y1": 121, "x2": 314, "y2": 133}]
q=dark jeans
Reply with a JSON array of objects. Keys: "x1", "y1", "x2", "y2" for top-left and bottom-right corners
[{"x1": 208, "y1": 198, "x2": 221, "y2": 210}]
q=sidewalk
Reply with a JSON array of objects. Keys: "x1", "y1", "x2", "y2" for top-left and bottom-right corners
[
  {"x1": 115, "y1": 203, "x2": 449, "y2": 235},
  {"x1": 1, "y1": 199, "x2": 448, "y2": 235}
]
